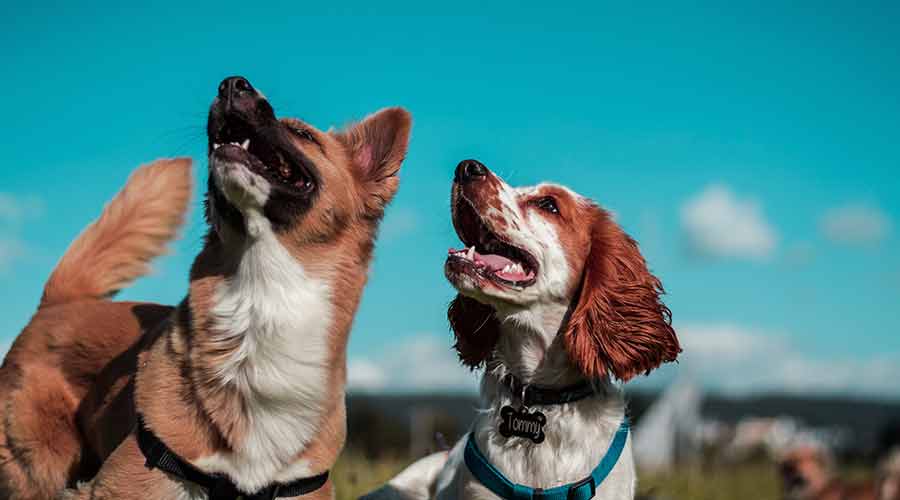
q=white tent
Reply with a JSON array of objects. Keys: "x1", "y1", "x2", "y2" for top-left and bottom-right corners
[{"x1": 632, "y1": 378, "x2": 703, "y2": 470}]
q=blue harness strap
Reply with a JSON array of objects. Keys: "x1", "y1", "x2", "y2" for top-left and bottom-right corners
[{"x1": 464, "y1": 418, "x2": 629, "y2": 500}]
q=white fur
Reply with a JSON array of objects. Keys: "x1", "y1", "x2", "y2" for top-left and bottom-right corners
[
  {"x1": 365, "y1": 315, "x2": 637, "y2": 500},
  {"x1": 197, "y1": 157, "x2": 334, "y2": 493},
  {"x1": 432, "y1": 312, "x2": 635, "y2": 500},
  {"x1": 366, "y1": 452, "x2": 453, "y2": 500},
  {"x1": 170, "y1": 482, "x2": 209, "y2": 500},
  {"x1": 455, "y1": 178, "x2": 580, "y2": 307},
  {"x1": 368, "y1": 177, "x2": 638, "y2": 499}
]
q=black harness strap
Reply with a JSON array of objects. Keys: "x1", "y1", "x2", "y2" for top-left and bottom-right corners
[{"x1": 137, "y1": 415, "x2": 328, "y2": 500}]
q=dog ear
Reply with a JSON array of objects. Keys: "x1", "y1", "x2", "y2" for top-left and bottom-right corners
[
  {"x1": 563, "y1": 208, "x2": 680, "y2": 382},
  {"x1": 335, "y1": 107, "x2": 412, "y2": 216},
  {"x1": 448, "y1": 294, "x2": 501, "y2": 369}
]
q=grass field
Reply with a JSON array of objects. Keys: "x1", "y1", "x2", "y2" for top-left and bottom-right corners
[{"x1": 332, "y1": 453, "x2": 785, "y2": 500}]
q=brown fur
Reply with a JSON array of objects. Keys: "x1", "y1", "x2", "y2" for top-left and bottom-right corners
[
  {"x1": 447, "y1": 179, "x2": 680, "y2": 381},
  {"x1": 0, "y1": 158, "x2": 190, "y2": 499},
  {"x1": 41, "y1": 159, "x2": 192, "y2": 307},
  {"x1": 562, "y1": 206, "x2": 680, "y2": 382},
  {"x1": 879, "y1": 449, "x2": 900, "y2": 500},
  {"x1": 779, "y1": 446, "x2": 878, "y2": 500},
  {"x1": 448, "y1": 295, "x2": 502, "y2": 369},
  {"x1": 0, "y1": 100, "x2": 411, "y2": 499}
]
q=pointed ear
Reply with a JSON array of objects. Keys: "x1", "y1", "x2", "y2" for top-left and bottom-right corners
[
  {"x1": 448, "y1": 294, "x2": 502, "y2": 370},
  {"x1": 335, "y1": 107, "x2": 412, "y2": 216},
  {"x1": 563, "y1": 209, "x2": 681, "y2": 382}
]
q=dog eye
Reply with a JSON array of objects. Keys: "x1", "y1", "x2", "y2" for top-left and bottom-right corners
[
  {"x1": 290, "y1": 126, "x2": 315, "y2": 142},
  {"x1": 535, "y1": 196, "x2": 559, "y2": 214}
]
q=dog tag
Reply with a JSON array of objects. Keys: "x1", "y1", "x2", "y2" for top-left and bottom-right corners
[{"x1": 499, "y1": 405, "x2": 546, "y2": 444}]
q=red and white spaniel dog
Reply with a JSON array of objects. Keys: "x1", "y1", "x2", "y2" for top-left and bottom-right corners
[{"x1": 364, "y1": 159, "x2": 680, "y2": 500}]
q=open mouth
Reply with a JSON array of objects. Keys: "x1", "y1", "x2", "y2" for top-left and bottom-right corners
[
  {"x1": 447, "y1": 197, "x2": 538, "y2": 288},
  {"x1": 210, "y1": 119, "x2": 314, "y2": 193}
]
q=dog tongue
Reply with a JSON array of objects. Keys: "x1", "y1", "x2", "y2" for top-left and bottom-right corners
[{"x1": 476, "y1": 252, "x2": 515, "y2": 270}]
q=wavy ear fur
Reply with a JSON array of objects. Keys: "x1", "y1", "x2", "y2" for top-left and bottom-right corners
[
  {"x1": 448, "y1": 294, "x2": 501, "y2": 369},
  {"x1": 563, "y1": 209, "x2": 680, "y2": 381}
]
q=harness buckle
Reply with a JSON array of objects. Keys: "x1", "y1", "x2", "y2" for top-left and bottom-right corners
[{"x1": 566, "y1": 476, "x2": 596, "y2": 500}]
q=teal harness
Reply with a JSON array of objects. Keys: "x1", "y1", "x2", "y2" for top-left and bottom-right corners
[{"x1": 463, "y1": 418, "x2": 629, "y2": 500}]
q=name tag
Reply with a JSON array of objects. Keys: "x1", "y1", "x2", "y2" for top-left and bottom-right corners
[{"x1": 499, "y1": 406, "x2": 546, "y2": 444}]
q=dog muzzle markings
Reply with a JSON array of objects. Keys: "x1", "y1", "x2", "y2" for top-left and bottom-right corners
[{"x1": 207, "y1": 75, "x2": 320, "y2": 233}]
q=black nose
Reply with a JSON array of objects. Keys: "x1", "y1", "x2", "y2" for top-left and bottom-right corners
[
  {"x1": 218, "y1": 76, "x2": 254, "y2": 100},
  {"x1": 455, "y1": 159, "x2": 488, "y2": 183}
]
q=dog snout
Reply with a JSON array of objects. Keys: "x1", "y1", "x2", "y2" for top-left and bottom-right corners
[
  {"x1": 218, "y1": 76, "x2": 254, "y2": 98},
  {"x1": 455, "y1": 159, "x2": 488, "y2": 184},
  {"x1": 208, "y1": 76, "x2": 277, "y2": 147},
  {"x1": 217, "y1": 76, "x2": 260, "y2": 114}
]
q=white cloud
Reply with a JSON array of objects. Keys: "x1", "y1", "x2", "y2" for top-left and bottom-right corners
[
  {"x1": 347, "y1": 335, "x2": 479, "y2": 393},
  {"x1": 678, "y1": 323, "x2": 782, "y2": 364},
  {"x1": 668, "y1": 323, "x2": 900, "y2": 397},
  {"x1": 0, "y1": 193, "x2": 43, "y2": 271},
  {"x1": 347, "y1": 359, "x2": 389, "y2": 391},
  {"x1": 380, "y1": 206, "x2": 419, "y2": 240},
  {"x1": 820, "y1": 204, "x2": 891, "y2": 246},
  {"x1": 0, "y1": 193, "x2": 43, "y2": 223},
  {"x1": 0, "y1": 237, "x2": 26, "y2": 272},
  {"x1": 348, "y1": 326, "x2": 900, "y2": 397},
  {"x1": 680, "y1": 184, "x2": 777, "y2": 260}
]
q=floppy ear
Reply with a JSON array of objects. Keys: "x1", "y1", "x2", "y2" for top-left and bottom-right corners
[
  {"x1": 563, "y1": 209, "x2": 680, "y2": 381},
  {"x1": 335, "y1": 107, "x2": 412, "y2": 216},
  {"x1": 448, "y1": 294, "x2": 502, "y2": 369}
]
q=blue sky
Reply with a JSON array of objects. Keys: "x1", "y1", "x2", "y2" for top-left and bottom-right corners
[{"x1": 2, "y1": 2, "x2": 898, "y2": 397}]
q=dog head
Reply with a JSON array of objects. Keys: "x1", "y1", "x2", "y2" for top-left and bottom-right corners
[
  {"x1": 206, "y1": 76, "x2": 410, "y2": 249},
  {"x1": 878, "y1": 448, "x2": 900, "y2": 500},
  {"x1": 778, "y1": 445, "x2": 836, "y2": 500},
  {"x1": 445, "y1": 159, "x2": 679, "y2": 381}
]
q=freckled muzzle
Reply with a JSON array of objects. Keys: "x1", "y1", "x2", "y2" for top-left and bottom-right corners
[{"x1": 445, "y1": 159, "x2": 538, "y2": 289}]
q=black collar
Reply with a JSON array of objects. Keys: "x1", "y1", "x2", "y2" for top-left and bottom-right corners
[
  {"x1": 136, "y1": 414, "x2": 328, "y2": 500},
  {"x1": 500, "y1": 374, "x2": 597, "y2": 407}
]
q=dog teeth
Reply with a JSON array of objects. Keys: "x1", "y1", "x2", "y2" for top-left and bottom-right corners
[
  {"x1": 212, "y1": 140, "x2": 249, "y2": 151},
  {"x1": 467, "y1": 246, "x2": 475, "y2": 260}
]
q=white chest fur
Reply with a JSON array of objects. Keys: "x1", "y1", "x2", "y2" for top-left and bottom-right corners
[
  {"x1": 199, "y1": 214, "x2": 334, "y2": 493},
  {"x1": 465, "y1": 379, "x2": 635, "y2": 500}
]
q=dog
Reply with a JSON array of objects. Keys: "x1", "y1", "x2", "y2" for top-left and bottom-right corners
[
  {"x1": 878, "y1": 448, "x2": 900, "y2": 500},
  {"x1": 363, "y1": 159, "x2": 680, "y2": 500},
  {"x1": 0, "y1": 76, "x2": 411, "y2": 499},
  {"x1": 779, "y1": 445, "x2": 878, "y2": 500}
]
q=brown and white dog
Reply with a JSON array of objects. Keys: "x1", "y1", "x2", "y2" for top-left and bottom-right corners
[
  {"x1": 779, "y1": 445, "x2": 878, "y2": 500},
  {"x1": 364, "y1": 159, "x2": 680, "y2": 500},
  {"x1": 878, "y1": 449, "x2": 900, "y2": 500},
  {"x1": 0, "y1": 77, "x2": 411, "y2": 499}
]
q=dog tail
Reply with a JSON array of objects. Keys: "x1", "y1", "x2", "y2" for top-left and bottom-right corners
[{"x1": 40, "y1": 158, "x2": 193, "y2": 308}]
